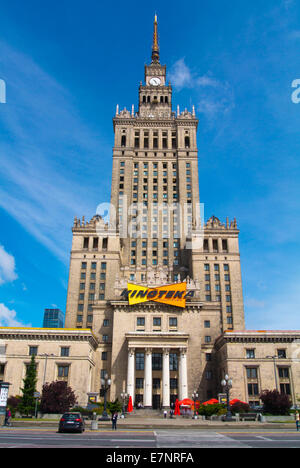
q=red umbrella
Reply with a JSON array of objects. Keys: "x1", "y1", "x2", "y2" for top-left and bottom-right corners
[
  {"x1": 202, "y1": 398, "x2": 219, "y2": 406},
  {"x1": 179, "y1": 398, "x2": 194, "y2": 406},
  {"x1": 174, "y1": 399, "x2": 180, "y2": 416},
  {"x1": 127, "y1": 395, "x2": 133, "y2": 413},
  {"x1": 230, "y1": 399, "x2": 248, "y2": 405}
]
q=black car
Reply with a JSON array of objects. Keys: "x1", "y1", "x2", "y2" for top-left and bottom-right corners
[{"x1": 58, "y1": 412, "x2": 85, "y2": 433}]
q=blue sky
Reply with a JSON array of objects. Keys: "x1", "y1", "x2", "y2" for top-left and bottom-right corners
[{"x1": 0, "y1": 0, "x2": 300, "y2": 329}]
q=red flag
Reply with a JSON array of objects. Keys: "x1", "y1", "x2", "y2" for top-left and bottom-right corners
[
  {"x1": 127, "y1": 396, "x2": 133, "y2": 413},
  {"x1": 174, "y1": 399, "x2": 180, "y2": 416}
]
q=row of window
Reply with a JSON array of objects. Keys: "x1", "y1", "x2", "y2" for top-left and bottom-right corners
[
  {"x1": 29, "y1": 346, "x2": 70, "y2": 357},
  {"x1": 83, "y1": 237, "x2": 108, "y2": 251},
  {"x1": 120, "y1": 132, "x2": 190, "y2": 150},
  {"x1": 246, "y1": 349, "x2": 288, "y2": 359},
  {"x1": 246, "y1": 366, "x2": 292, "y2": 396},
  {"x1": 135, "y1": 378, "x2": 178, "y2": 389},
  {"x1": 203, "y1": 238, "x2": 228, "y2": 253}
]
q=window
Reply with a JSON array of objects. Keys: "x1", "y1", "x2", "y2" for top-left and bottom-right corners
[
  {"x1": 205, "y1": 336, "x2": 211, "y2": 343},
  {"x1": 136, "y1": 378, "x2": 144, "y2": 389},
  {"x1": 277, "y1": 349, "x2": 287, "y2": 359},
  {"x1": 246, "y1": 367, "x2": 258, "y2": 379},
  {"x1": 91, "y1": 262, "x2": 97, "y2": 270},
  {"x1": 81, "y1": 262, "x2": 87, "y2": 269},
  {"x1": 58, "y1": 365, "x2": 69, "y2": 380},
  {"x1": 222, "y1": 239, "x2": 228, "y2": 252},
  {"x1": 153, "y1": 317, "x2": 161, "y2": 327},
  {"x1": 101, "y1": 262, "x2": 106, "y2": 270},
  {"x1": 206, "y1": 353, "x2": 212, "y2": 362},
  {"x1": 102, "y1": 335, "x2": 109, "y2": 343},
  {"x1": 93, "y1": 237, "x2": 99, "y2": 250},
  {"x1": 137, "y1": 317, "x2": 145, "y2": 327},
  {"x1": 248, "y1": 383, "x2": 259, "y2": 396},
  {"x1": 280, "y1": 383, "x2": 291, "y2": 395},
  {"x1": 29, "y1": 346, "x2": 38, "y2": 356},
  {"x1": 205, "y1": 371, "x2": 212, "y2": 380},
  {"x1": 102, "y1": 352, "x2": 107, "y2": 361},
  {"x1": 136, "y1": 353, "x2": 145, "y2": 370},
  {"x1": 170, "y1": 378, "x2": 178, "y2": 389},
  {"x1": 278, "y1": 367, "x2": 289, "y2": 379},
  {"x1": 83, "y1": 237, "x2": 89, "y2": 249},
  {"x1": 169, "y1": 317, "x2": 177, "y2": 328},
  {"x1": 61, "y1": 347, "x2": 70, "y2": 357},
  {"x1": 103, "y1": 319, "x2": 109, "y2": 327},
  {"x1": 169, "y1": 353, "x2": 178, "y2": 371},
  {"x1": 204, "y1": 320, "x2": 211, "y2": 328},
  {"x1": 246, "y1": 349, "x2": 255, "y2": 359},
  {"x1": 152, "y1": 353, "x2": 162, "y2": 370},
  {"x1": 153, "y1": 378, "x2": 161, "y2": 389}
]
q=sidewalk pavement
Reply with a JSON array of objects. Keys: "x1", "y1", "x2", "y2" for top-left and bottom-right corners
[{"x1": 4, "y1": 415, "x2": 294, "y2": 430}]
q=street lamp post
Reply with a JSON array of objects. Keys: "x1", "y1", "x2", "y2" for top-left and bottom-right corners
[
  {"x1": 100, "y1": 373, "x2": 111, "y2": 421},
  {"x1": 40, "y1": 353, "x2": 55, "y2": 386},
  {"x1": 192, "y1": 391, "x2": 198, "y2": 419},
  {"x1": 121, "y1": 392, "x2": 128, "y2": 418},
  {"x1": 221, "y1": 374, "x2": 233, "y2": 421}
]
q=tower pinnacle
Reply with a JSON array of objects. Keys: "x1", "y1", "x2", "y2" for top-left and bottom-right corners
[{"x1": 151, "y1": 14, "x2": 160, "y2": 63}]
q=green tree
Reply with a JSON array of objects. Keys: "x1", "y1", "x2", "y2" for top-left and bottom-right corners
[{"x1": 19, "y1": 354, "x2": 37, "y2": 416}]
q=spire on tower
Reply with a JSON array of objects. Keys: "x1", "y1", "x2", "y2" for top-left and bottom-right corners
[{"x1": 151, "y1": 14, "x2": 160, "y2": 63}]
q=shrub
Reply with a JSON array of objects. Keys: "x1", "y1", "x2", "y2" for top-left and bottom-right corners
[
  {"x1": 260, "y1": 390, "x2": 291, "y2": 415},
  {"x1": 40, "y1": 381, "x2": 77, "y2": 414},
  {"x1": 7, "y1": 395, "x2": 22, "y2": 417},
  {"x1": 230, "y1": 402, "x2": 250, "y2": 414},
  {"x1": 198, "y1": 403, "x2": 225, "y2": 417}
]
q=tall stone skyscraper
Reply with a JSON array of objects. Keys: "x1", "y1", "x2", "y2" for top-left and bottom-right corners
[{"x1": 65, "y1": 16, "x2": 245, "y2": 407}]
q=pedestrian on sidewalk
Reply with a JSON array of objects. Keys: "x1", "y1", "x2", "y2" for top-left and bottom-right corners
[
  {"x1": 163, "y1": 410, "x2": 167, "y2": 419},
  {"x1": 4, "y1": 408, "x2": 11, "y2": 427},
  {"x1": 295, "y1": 410, "x2": 299, "y2": 431},
  {"x1": 112, "y1": 411, "x2": 118, "y2": 431}
]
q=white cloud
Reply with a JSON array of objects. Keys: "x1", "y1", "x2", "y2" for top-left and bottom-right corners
[
  {"x1": 0, "y1": 303, "x2": 30, "y2": 327},
  {"x1": 0, "y1": 41, "x2": 110, "y2": 264},
  {"x1": 168, "y1": 58, "x2": 235, "y2": 119},
  {"x1": 0, "y1": 245, "x2": 18, "y2": 285},
  {"x1": 168, "y1": 58, "x2": 193, "y2": 89}
]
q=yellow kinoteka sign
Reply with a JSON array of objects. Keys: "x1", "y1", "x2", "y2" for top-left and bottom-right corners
[{"x1": 121, "y1": 282, "x2": 194, "y2": 308}]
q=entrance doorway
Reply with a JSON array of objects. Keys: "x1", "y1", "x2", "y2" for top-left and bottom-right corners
[{"x1": 152, "y1": 394, "x2": 160, "y2": 410}]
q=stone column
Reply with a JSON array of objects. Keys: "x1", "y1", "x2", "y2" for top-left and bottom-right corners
[
  {"x1": 144, "y1": 348, "x2": 152, "y2": 408},
  {"x1": 162, "y1": 348, "x2": 170, "y2": 408},
  {"x1": 127, "y1": 347, "x2": 135, "y2": 406},
  {"x1": 179, "y1": 348, "x2": 188, "y2": 400}
]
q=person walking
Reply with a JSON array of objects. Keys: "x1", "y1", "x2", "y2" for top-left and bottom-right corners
[
  {"x1": 111, "y1": 411, "x2": 118, "y2": 431},
  {"x1": 4, "y1": 408, "x2": 11, "y2": 427},
  {"x1": 295, "y1": 410, "x2": 300, "y2": 431}
]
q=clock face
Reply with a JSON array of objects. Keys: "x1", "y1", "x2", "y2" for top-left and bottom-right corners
[{"x1": 149, "y1": 77, "x2": 161, "y2": 86}]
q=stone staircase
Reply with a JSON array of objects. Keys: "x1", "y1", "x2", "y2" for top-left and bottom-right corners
[{"x1": 126, "y1": 408, "x2": 163, "y2": 418}]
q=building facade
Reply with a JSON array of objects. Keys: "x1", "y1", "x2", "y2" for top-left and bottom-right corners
[
  {"x1": 63, "y1": 18, "x2": 252, "y2": 408},
  {"x1": 0, "y1": 17, "x2": 299, "y2": 411}
]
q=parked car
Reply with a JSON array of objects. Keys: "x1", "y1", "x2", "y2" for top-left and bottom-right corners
[{"x1": 58, "y1": 412, "x2": 85, "y2": 433}]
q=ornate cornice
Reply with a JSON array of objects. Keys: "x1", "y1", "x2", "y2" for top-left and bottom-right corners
[{"x1": 0, "y1": 327, "x2": 99, "y2": 350}]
